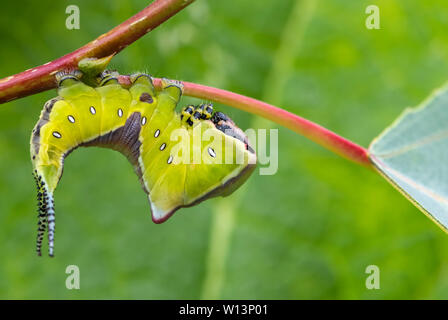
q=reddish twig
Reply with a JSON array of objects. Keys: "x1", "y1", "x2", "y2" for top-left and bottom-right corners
[
  {"x1": 0, "y1": 0, "x2": 195, "y2": 104},
  {"x1": 176, "y1": 80, "x2": 373, "y2": 168}
]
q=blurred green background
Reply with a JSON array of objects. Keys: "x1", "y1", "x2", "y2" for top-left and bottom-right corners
[{"x1": 1, "y1": 0, "x2": 448, "y2": 299}]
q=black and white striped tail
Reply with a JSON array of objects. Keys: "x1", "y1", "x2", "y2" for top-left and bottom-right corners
[
  {"x1": 47, "y1": 193, "x2": 55, "y2": 257},
  {"x1": 33, "y1": 171, "x2": 55, "y2": 257}
]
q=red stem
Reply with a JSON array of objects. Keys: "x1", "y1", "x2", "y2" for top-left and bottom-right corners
[
  {"x1": 144, "y1": 78, "x2": 371, "y2": 168},
  {"x1": 0, "y1": 0, "x2": 195, "y2": 103}
]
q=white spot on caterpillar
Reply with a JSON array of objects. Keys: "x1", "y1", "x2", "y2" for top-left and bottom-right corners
[
  {"x1": 167, "y1": 155, "x2": 173, "y2": 164},
  {"x1": 154, "y1": 129, "x2": 160, "y2": 138},
  {"x1": 67, "y1": 115, "x2": 75, "y2": 123},
  {"x1": 141, "y1": 116, "x2": 147, "y2": 125},
  {"x1": 43, "y1": 62, "x2": 51, "y2": 66},
  {"x1": 90, "y1": 106, "x2": 96, "y2": 114},
  {"x1": 160, "y1": 143, "x2": 166, "y2": 151},
  {"x1": 53, "y1": 131, "x2": 62, "y2": 139},
  {"x1": 208, "y1": 147, "x2": 216, "y2": 158},
  {"x1": 31, "y1": 69, "x2": 38, "y2": 73},
  {"x1": 118, "y1": 108, "x2": 123, "y2": 117}
]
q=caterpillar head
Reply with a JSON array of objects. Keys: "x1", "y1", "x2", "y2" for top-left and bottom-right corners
[
  {"x1": 211, "y1": 111, "x2": 255, "y2": 153},
  {"x1": 169, "y1": 104, "x2": 257, "y2": 217},
  {"x1": 207, "y1": 110, "x2": 256, "y2": 198}
]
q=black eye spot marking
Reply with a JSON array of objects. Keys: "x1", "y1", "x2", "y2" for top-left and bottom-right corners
[
  {"x1": 90, "y1": 106, "x2": 96, "y2": 115},
  {"x1": 140, "y1": 93, "x2": 153, "y2": 104},
  {"x1": 67, "y1": 115, "x2": 75, "y2": 123},
  {"x1": 160, "y1": 143, "x2": 166, "y2": 151},
  {"x1": 141, "y1": 116, "x2": 147, "y2": 125},
  {"x1": 118, "y1": 108, "x2": 123, "y2": 117},
  {"x1": 53, "y1": 131, "x2": 62, "y2": 139},
  {"x1": 167, "y1": 155, "x2": 173, "y2": 164},
  {"x1": 32, "y1": 155, "x2": 36, "y2": 160},
  {"x1": 154, "y1": 129, "x2": 160, "y2": 138},
  {"x1": 208, "y1": 147, "x2": 216, "y2": 158}
]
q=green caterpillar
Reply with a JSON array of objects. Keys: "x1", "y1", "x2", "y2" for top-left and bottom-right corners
[{"x1": 31, "y1": 67, "x2": 256, "y2": 257}]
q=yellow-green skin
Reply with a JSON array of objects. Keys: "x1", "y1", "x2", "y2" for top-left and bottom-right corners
[{"x1": 31, "y1": 72, "x2": 256, "y2": 256}]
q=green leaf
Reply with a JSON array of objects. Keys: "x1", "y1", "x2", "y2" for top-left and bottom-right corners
[{"x1": 369, "y1": 84, "x2": 448, "y2": 232}]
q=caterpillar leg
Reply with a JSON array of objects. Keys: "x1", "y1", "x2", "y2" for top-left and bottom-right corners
[
  {"x1": 158, "y1": 78, "x2": 183, "y2": 109},
  {"x1": 192, "y1": 103, "x2": 213, "y2": 121},
  {"x1": 56, "y1": 70, "x2": 83, "y2": 88},
  {"x1": 129, "y1": 73, "x2": 156, "y2": 102},
  {"x1": 161, "y1": 78, "x2": 183, "y2": 97},
  {"x1": 99, "y1": 70, "x2": 120, "y2": 86},
  {"x1": 180, "y1": 105, "x2": 195, "y2": 126},
  {"x1": 200, "y1": 103, "x2": 213, "y2": 120},
  {"x1": 180, "y1": 103, "x2": 213, "y2": 127}
]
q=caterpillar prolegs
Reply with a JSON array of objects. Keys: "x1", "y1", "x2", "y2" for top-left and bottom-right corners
[{"x1": 31, "y1": 70, "x2": 257, "y2": 256}]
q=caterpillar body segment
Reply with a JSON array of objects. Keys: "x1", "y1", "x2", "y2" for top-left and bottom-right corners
[{"x1": 31, "y1": 71, "x2": 256, "y2": 256}]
